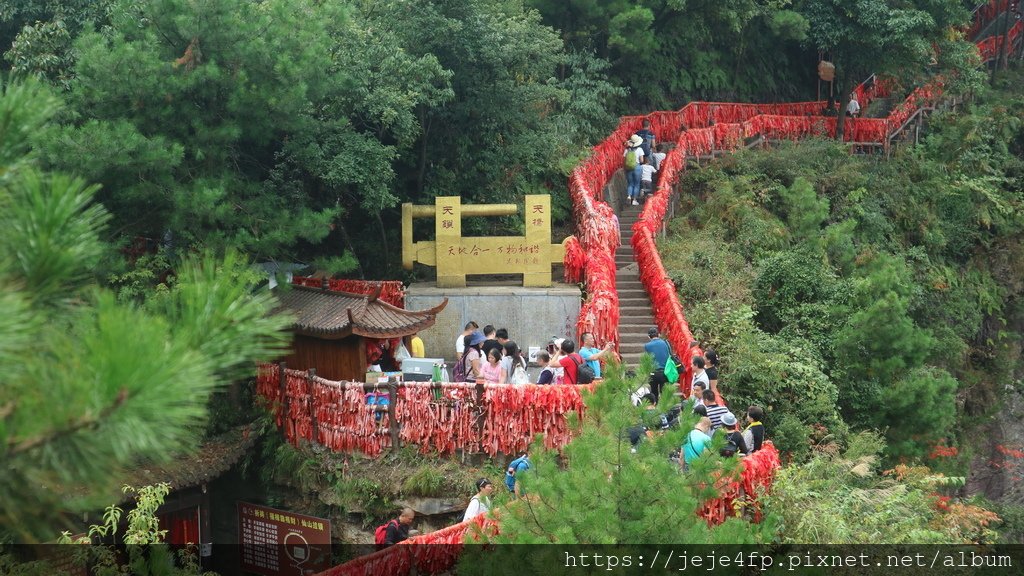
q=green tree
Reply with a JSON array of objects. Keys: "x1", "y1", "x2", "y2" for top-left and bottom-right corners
[
  {"x1": 5, "y1": 17, "x2": 77, "y2": 90},
  {"x1": 765, "y1": 431, "x2": 993, "y2": 543},
  {"x1": 0, "y1": 0, "x2": 111, "y2": 66},
  {"x1": 833, "y1": 253, "x2": 936, "y2": 429},
  {"x1": 798, "y1": 0, "x2": 974, "y2": 138},
  {"x1": 0, "y1": 78, "x2": 292, "y2": 541},
  {"x1": 529, "y1": 0, "x2": 813, "y2": 108},
  {"x1": 880, "y1": 367, "x2": 958, "y2": 459},
  {"x1": 456, "y1": 360, "x2": 776, "y2": 556},
  {"x1": 399, "y1": 0, "x2": 622, "y2": 202},
  {"x1": 35, "y1": 0, "x2": 346, "y2": 263}
]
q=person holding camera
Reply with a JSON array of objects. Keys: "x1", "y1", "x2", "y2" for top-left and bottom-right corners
[
  {"x1": 578, "y1": 331, "x2": 615, "y2": 379},
  {"x1": 545, "y1": 337, "x2": 566, "y2": 383}
]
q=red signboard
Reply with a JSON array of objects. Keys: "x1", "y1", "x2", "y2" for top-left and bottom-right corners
[{"x1": 238, "y1": 502, "x2": 331, "y2": 576}]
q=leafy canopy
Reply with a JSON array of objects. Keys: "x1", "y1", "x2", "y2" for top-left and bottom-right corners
[{"x1": 0, "y1": 77, "x2": 292, "y2": 541}]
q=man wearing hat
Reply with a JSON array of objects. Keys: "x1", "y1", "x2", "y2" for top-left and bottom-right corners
[
  {"x1": 719, "y1": 412, "x2": 750, "y2": 457},
  {"x1": 623, "y1": 134, "x2": 645, "y2": 205},
  {"x1": 643, "y1": 327, "x2": 671, "y2": 403}
]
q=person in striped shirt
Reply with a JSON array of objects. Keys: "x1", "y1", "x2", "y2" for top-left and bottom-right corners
[{"x1": 702, "y1": 388, "x2": 729, "y2": 431}]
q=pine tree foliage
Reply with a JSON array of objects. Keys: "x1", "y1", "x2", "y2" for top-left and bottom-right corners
[
  {"x1": 0, "y1": 78, "x2": 293, "y2": 541},
  {"x1": 458, "y1": 358, "x2": 775, "y2": 562}
]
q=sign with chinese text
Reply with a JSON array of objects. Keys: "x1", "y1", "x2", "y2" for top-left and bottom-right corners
[
  {"x1": 401, "y1": 195, "x2": 567, "y2": 287},
  {"x1": 238, "y1": 502, "x2": 331, "y2": 576}
]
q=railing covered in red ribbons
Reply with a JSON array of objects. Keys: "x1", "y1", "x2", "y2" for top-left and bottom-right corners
[
  {"x1": 617, "y1": 9, "x2": 1015, "y2": 402},
  {"x1": 697, "y1": 442, "x2": 781, "y2": 526},
  {"x1": 313, "y1": 445, "x2": 781, "y2": 576},
  {"x1": 565, "y1": 116, "x2": 639, "y2": 346},
  {"x1": 978, "y1": 20, "x2": 1023, "y2": 62},
  {"x1": 292, "y1": 276, "x2": 406, "y2": 308},
  {"x1": 256, "y1": 363, "x2": 589, "y2": 457},
  {"x1": 314, "y1": 514, "x2": 500, "y2": 576},
  {"x1": 970, "y1": 0, "x2": 1011, "y2": 39}
]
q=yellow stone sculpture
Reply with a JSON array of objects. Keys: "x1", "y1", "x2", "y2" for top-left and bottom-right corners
[{"x1": 402, "y1": 195, "x2": 567, "y2": 287}]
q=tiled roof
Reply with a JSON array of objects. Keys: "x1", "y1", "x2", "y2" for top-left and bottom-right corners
[{"x1": 275, "y1": 285, "x2": 446, "y2": 339}]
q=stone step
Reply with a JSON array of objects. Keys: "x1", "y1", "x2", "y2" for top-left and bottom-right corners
[
  {"x1": 619, "y1": 325, "x2": 655, "y2": 334},
  {"x1": 620, "y1": 306, "x2": 655, "y2": 317},
  {"x1": 619, "y1": 338, "x2": 655, "y2": 345},
  {"x1": 619, "y1": 322, "x2": 656, "y2": 330},
  {"x1": 618, "y1": 297, "x2": 651, "y2": 306},
  {"x1": 618, "y1": 343, "x2": 649, "y2": 355}
]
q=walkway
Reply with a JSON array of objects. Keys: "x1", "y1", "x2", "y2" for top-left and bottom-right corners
[{"x1": 615, "y1": 203, "x2": 657, "y2": 366}]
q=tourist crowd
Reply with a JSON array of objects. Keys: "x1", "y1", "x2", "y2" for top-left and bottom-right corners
[
  {"x1": 371, "y1": 325, "x2": 769, "y2": 547},
  {"x1": 451, "y1": 321, "x2": 614, "y2": 385}
]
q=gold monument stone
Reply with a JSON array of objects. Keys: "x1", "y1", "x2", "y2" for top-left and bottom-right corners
[{"x1": 401, "y1": 195, "x2": 567, "y2": 288}]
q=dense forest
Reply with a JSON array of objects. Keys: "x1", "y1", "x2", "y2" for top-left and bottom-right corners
[
  {"x1": 0, "y1": 0, "x2": 982, "y2": 278},
  {"x1": 2, "y1": 0, "x2": 1023, "y2": 558}
]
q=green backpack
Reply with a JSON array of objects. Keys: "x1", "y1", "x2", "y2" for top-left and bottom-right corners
[{"x1": 624, "y1": 148, "x2": 638, "y2": 170}]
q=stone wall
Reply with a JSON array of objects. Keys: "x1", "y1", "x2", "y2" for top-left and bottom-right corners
[{"x1": 406, "y1": 282, "x2": 581, "y2": 363}]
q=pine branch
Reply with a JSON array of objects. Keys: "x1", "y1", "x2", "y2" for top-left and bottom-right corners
[{"x1": 6, "y1": 389, "x2": 128, "y2": 456}]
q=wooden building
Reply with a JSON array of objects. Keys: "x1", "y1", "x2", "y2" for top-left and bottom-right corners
[{"x1": 274, "y1": 284, "x2": 447, "y2": 381}]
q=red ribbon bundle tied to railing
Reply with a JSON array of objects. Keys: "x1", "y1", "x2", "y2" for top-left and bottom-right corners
[
  {"x1": 697, "y1": 442, "x2": 781, "y2": 526},
  {"x1": 314, "y1": 514, "x2": 500, "y2": 576},
  {"x1": 256, "y1": 365, "x2": 592, "y2": 458},
  {"x1": 398, "y1": 382, "x2": 481, "y2": 454}
]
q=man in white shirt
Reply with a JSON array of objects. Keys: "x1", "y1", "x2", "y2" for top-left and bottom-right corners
[
  {"x1": 846, "y1": 94, "x2": 861, "y2": 117},
  {"x1": 455, "y1": 321, "x2": 478, "y2": 362},
  {"x1": 638, "y1": 156, "x2": 658, "y2": 201},
  {"x1": 691, "y1": 356, "x2": 710, "y2": 391},
  {"x1": 650, "y1": 144, "x2": 667, "y2": 171}
]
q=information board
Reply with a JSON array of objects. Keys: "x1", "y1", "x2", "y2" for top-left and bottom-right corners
[{"x1": 238, "y1": 502, "x2": 331, "y2": 576}]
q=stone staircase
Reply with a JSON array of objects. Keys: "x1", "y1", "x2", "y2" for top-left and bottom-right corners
[{"x1": 614, "y1": 203, "x2": 657, "y2": 368}]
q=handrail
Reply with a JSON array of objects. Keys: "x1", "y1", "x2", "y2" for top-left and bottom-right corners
[
  {"x1": 306, "y1": 8, "x2": 1011, "y2": 574},
  {"x1": 256, "y1": 363, "x2": 592, "y2": 457}
]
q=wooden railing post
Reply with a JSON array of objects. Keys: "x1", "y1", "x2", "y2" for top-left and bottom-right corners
[
  {"x1": 278, "y1": 362, "x2": 291, "y2": 444},
  {"x1": 387, "y1": 377, "x2": 400, "y2": 450},
  {"x1": 307, "y1": 368, "x2": 319, "y2": 446},
  {"x1": 475, "y1": 381, "x2": 486, "y2": 450}
]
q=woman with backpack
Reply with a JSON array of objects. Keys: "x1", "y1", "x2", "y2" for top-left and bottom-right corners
[
  {"x1": 463, "y1": 478, "x2": 494, "y2": 521},
  {"x1": 500, "y1": 341, "x2": 528, "y2": 384},
  {"x1": 623, "y1": 134, "x2": 645, "y2": 206},
  {"x1": 455, "y1": 330, "x2": 486, "y2": 382}
]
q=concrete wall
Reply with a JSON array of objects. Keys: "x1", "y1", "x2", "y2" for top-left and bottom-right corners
[{"x1": 406, "y1": 282, "x2": 581, "y2": 363}]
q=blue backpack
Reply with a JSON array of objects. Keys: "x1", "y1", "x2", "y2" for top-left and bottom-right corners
[{"x1": 505, "y1": 456, "x2": 530, "y2": 492}]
